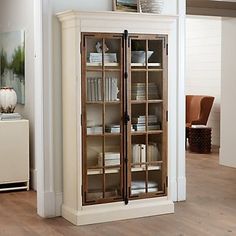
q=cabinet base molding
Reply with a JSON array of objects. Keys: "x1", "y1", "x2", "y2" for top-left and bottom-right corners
[
  {"x1": 62, "y1": 198, "x2": 174, "y2": 225},
  {"x1": 0, "y1": 181, "x2": 29, "y2": 192}
]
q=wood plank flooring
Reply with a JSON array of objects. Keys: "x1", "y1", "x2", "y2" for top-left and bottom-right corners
[{"x1": 0, "y1": 151, "x2": 236, "y2": 236}]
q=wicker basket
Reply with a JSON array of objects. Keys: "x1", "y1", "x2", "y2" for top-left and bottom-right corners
[{"x1": 189, "y1": 127, "x2": 212, "y2": 154}]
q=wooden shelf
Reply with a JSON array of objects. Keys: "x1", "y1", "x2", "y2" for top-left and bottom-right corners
[
  {"x1": 131, "y1": 63, "x2": 161, "y2": 67},
  {"x1": 86, "y1": 133, "x2": 121, "y2": 137},
  {"x1": 131, "y1": 130, "x2": 163, "y2": 135},
  {"x1": 86, "y1": 101, "x2": 120, "y2": 104},
  {"x1": 131, "y1": 99, "x2": 163, "y2": 104},
  {"x1": 87, "y1": 62, "x2": 119, "y2": 67},
  {"x1": 87, "y1": 166, "x2": 161, "y2": 175}
]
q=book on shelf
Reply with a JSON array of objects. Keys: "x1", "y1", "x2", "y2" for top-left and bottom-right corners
[
  {"x1": 87, "y1": 125, "x2": 103, "y2": 134},
  {"x1": 89, "y1": 53, "x2": 117, "y2": 63},
  {"x1": 131, "y1": 82, "x2": 159, "y2": 100},
  {"x1": 131, "y1": 115, "x2": 161, "y2": 131},
  {"x1": 105, "y1": 124, "x2": 120, "y2": 133},
  {"x1": 98, "y1": 152, "x2": 120, "y2": 166},
  {"x1": 0, "y1": 113, "x2": 22, "y2": 120},
  {"x1": 87, "y1": 77, "x2": 119, "y2": 102},
  {"x1": 132, "y1": 143, "x2": 160, "y2": 166},
  {"x1": 131, "y1": 180, "x2": 158, "y2": 194}
]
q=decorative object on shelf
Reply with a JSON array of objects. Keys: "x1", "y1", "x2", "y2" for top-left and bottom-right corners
[
  {"x1": 131, "y1": 51, "x2": 153, "y2": 63},
  {"x1": 113, "y1": 0, "x2": 141, "y2": 12},
  {"x1": 0, "y1": 30, "x2": 25, "y2": 104},
  {"x1": 95, "y1": 41, "x2": 109, "y2": 53},
  {"x1": 0, "y1": 87, "x2": 17, "y2": 113},
  {"x1": 140, "y1": 0, "x2": 164, "y2": 14},
  {"x1": 0, "y1": 112, "x2": 22, "y2": 120}
]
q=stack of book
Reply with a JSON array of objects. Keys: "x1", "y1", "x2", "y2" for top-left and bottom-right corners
[
  {"x1": 98, "y1": 152, "x2": 120, "y2": 166},
  {"x1": 132, "y1": 115, "x2": 161, "y2": 131},
  {"x1": 105, "y1": 124, "x2": 120, "y2": 133},
  {"x1": 0, "y1": 113, "x2": 22, "y2": 120},
  {"x1": 87, "y1": 125, "x2": 103, "y2": 134},
  {"x1": 131, "y1": 180, "x2": 158, "y2": 195},
  {"x1": 131, "y1": 82, "x2": 159, "y2": 100},
  {"x1": 87, "y1": 77, "x2": 119, "y2": 102},
  {"x1": 89, "y1": 53, "x2": 117, "y2": 63},
  {"x1": 131, "y1": 83, "x2": 146, "y2": 100},
  {"x1": 132, "y1": 143, "x2": 160, "y2": 166}
]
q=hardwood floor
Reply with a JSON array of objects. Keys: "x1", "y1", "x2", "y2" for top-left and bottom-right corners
[{"x1": 0, "y1": 151, "x2": 236, "y2": 236}]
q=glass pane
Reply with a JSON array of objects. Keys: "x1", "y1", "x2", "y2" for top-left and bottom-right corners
[
  {"x1": 131, "y1": 135, "x2": 146, "y2": 168},
  {"x1": 131, "y1": 104, "x2": 146, "y2": 132},
  {"x1": 86, "y1": 104, "x2": 103, "y2": 134},
  {"x1": 104, "y1": 72, "x2": 121, "y2": 102},
  {"x1": 105, "y1": 171, "x2": 121, "y2": 198},
  {"x1": 148, "y1": 134, "x2": 162, "y2": 162},
  {"x1": 104, "y1": 136, "x2": 121, "y2": 167},
  {"x1": 86, "y1": 71, "x2": 103, "y2": 102},
  {"x1": 148, "y1": 71, "x2": 162, "y2": 100},
  {"x1": 131, "y1": 71, "x2": 146, "y2": 101},
  {"x1": 105, "y1": 104, "x2": 121, "y2": 134},
  {"x1": 87, "y1": 174, "x2": 103, "y2": 201},
  {"x1": 148, "y1": 103, "x2": 162, "y2": 131},
  {"x1": 86, "y1": 37, "x2": 103, "y2": 68},
  {"x1": 148, "y1": 168, "x2": 162, "y2": 193},
  {"x1": 131, "y1": 171, "x2": 147, "y2": 196},
  {"x1": 104, "y1": 38, "x2": 121, "y2": 68},
  {"x1": 87, "y1": 136, "x2": 103, "y2": 168},
  {"x1": 131, "y1": 40, "x2": 147, "y2": 68},
  {"x1": 148, "y1": 40, "x2": 163, "y2": 68}
]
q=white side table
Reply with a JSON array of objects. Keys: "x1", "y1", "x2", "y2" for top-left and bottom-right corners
[{"x1": 0, "y1": 119, "x2": 29, "y2": 191}]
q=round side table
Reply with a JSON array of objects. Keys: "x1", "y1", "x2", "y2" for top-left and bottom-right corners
[{"x1": 189, "y1": 127, "x2": 212, "y2": 154}]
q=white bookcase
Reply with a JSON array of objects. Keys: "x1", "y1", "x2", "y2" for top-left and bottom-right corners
[
  {"x1": 0, "y1": 120, "x2": 29, "y2": 191},
  {"x1": 57, "y1": 10, "x2": 179, "y2": 226}
]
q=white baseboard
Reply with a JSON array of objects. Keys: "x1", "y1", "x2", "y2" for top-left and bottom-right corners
[
  {"x1": 55, "y1": 192, "x2": 63, "y2": 216},
  {"x1": 62, "y1": 198, "x2": 174, "y2": 226},
  {"x1": 37, "y1": 191, "x2": 63, "y2": 218},
  {"x1": 170, "y1": 178, "x2": 178, "y2": 202},
  {"x1": 30, "y1": 168, "x2": 37, "y2": 190},
  {"x1": 177, "y1": 176, "x2": 186, "y2": 201}
]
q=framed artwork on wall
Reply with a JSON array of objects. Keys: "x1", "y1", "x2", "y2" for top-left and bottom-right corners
[
  {"x1": 0, "y1": 30, "x2": 25, "y2": 104},
  {"x1": 113, "y1": 0, "x2": 141, "y2": 12}
]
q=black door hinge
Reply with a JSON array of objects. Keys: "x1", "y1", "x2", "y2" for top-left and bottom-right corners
[
  {"x1": 81, "y1": 114, "x2": 83, "y2": 126},
  {"x1": 166, "y1": 110, "x2": 168, "y2": 122},
  {"x1": 166, "y1": 176, "x2": 168, "y2": 188},
  {"x1": 166, "y1": 44, "x2": 168, "y2": 55}
]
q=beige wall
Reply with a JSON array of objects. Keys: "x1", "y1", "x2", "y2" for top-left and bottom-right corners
[
  {"x1": 220, "y1": 17, "x2": 236, "y2": 168},
  {"x1": 186, "y1": 16, "x2": 221, "y2": 146},
  {"x1": 0, "y1": 0, "x2": 35, "y2": 187}
]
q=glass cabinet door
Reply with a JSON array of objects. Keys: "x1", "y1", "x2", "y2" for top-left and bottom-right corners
[
  {"x1": 128, "y1": 35, "x2": 168, "y2": 199},
  {"x1": 82, "y1": 32, "x2": 168, "y2": 205},
  {"x1": 82, "y1": 34, "x2": 123, "y2": 205}
]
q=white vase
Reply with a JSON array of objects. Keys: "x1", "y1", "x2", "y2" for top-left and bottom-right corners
[
  {"x1": 140, "y1": 0, "x2": 164, "y2": 14},
  {"x1": 0, "y1": 87, "x2": 17, "y2": 113}
]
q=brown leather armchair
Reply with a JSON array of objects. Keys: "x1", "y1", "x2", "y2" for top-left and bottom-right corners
[{"x1": 186, "y1": 95, "x2": 215, "y2": 140}]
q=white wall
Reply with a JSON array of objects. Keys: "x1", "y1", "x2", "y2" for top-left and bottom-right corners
[
  {"x1": 186, "y1": 16, "x2": 221, "y2": 146},
  {"x1": 51, "y1": 0, "x2": 180, "y2": 194},
  {"x1": 220, "y1": 17, "x2": 236, "y2": 168},
  {"x1": 0, "y1": 0, "x2": 36, "y2": 188}
]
